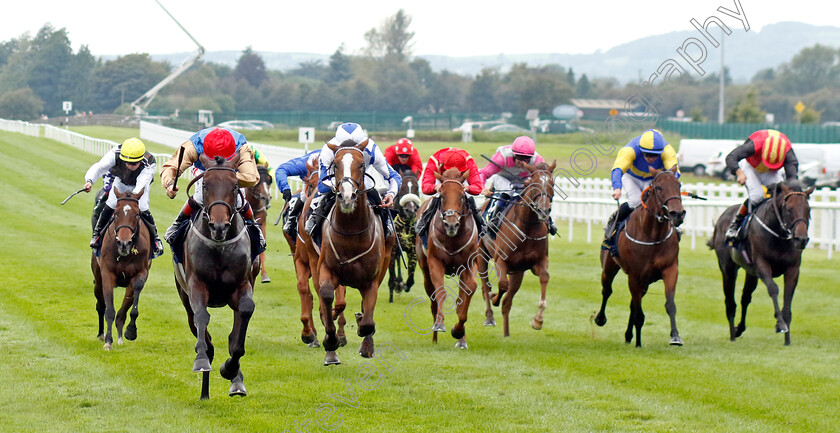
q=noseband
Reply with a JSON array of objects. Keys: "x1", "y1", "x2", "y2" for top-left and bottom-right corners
[
  {"x1": 437, "y1": 179, "x2": 467, "y2": 222},
  {"x1": 763, "y1": 190, "x2": 810, "y2": 240}
]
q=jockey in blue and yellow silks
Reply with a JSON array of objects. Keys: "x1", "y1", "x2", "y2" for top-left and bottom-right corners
[
  {"x1": 605, "y1": 129, "x2": 680, "y2": 235},
  {"x1": 276, "y1": 149, "x2": 321, "y2": 236}
]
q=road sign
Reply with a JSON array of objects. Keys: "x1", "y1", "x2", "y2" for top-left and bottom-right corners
[
  {"x1": 609, "y1": 108, "x2": 619, "y2": 117},
  {"x1": 298, "y1": 127, "x2": 315, "y2": 143},
  {"x1": 795, "y1": 101, "x2": 805, "y2": 113},
  {"x1": 62, "y1": 101, "x2": 72, "y2": 113}
]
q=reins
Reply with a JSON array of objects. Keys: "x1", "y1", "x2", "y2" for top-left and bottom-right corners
[
  {"x1": 625, "y1": 171, "x2": 682, "y2": 245},
  {"x1": 754, "y1": 189, "x2": 809, "y2": 240}
]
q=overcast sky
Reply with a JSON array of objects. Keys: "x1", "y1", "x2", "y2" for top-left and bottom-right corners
[{"x1": 1, "y1": 0, "x2": 837, "y2": 57}]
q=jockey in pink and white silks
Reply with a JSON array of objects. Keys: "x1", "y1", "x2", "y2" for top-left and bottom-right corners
[{"x1": 478, "y1": 136, "x2": 557, "y2": 235}]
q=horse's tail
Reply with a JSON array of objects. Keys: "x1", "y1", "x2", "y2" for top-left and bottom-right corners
[{"x1": 706, "y1": 218, "x2": 718, "y2": 250}]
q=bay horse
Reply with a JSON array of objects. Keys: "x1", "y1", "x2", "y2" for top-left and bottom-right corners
[
  {"x1": 316, "y1": 139, "x2": 394, "y2": 365},
  {"x1": 709, "y1": 180, "x2": 813, "y2": 346},
  {"x1": 478, "y1": 161, "x2": 556, "y2": 337},
  {"x1": 416, "y1": 167, "x2": 479, "y2": 349},
  {"x1": 594, "y1": 168, "x2": 685, "y2": 347},
  {"x1": 174, "y1": 153, "x2": 259, "y2": 398},
  {"x1": 388, "y1": 169, "x2": 421, "y2": 302},
  {"x1": 246, "y1": 165, "x2": 272, "y2": 283},
  {"x1": 91, "y1": 188, "x2": 151, "y2": 350}
]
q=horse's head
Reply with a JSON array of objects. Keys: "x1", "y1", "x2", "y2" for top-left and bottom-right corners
[
  {"x1": 644, "y1": 167, "x2": 685, "y2": 227},
  {"x1": 329, "y1": 139, "x2": 368, "y2": 214},
  {"x1": 249, "y1": 165, "x2": 272, "y2": 210},
  {"x1": 199, "y1": 153, "x2": 241, "y2": 241},
  {"x1": 434, "y1": 167, "x2": 469, "y2": 237},
  {"x1": 304, "y1": 158, "x2": 319, "y2": 197},
  {"x1": 520, "y1": 161, "x2": 557, "y2": 222},
  {"x1": 397, "y1": 171, "x2": 421, "y2": 218},
  {"x1": 112, "y1": 188, "x2": 142, "y2": 257},
  {"x1": 773, "y1": 180, "x2": 814, "y2": 249}
]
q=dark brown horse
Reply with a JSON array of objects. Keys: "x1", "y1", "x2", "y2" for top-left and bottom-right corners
[
  {"x1": 316, "y1": 140, "x2": 394, "y2": 365},
  {"x1": 91, "y1": 188, "x2": 151, "y2": 350},
  {"x1": 388, "y1": 169, "x2": 421, "y2": 302},
  {"x1": 709, "y1": 180, "x2": 813, "y2": 346},
  {"x1": 416, "y1": 167, "x2": 479, "y2": 349},
  {"x1": 479, "y1": 161, "x2": 556, "y2": 337},
  {"x1": 174, "y1": 153, "x2": 259, "y2": 398},
  {"x1": 246, "y1": 165, "x2": 272, "y2": 283},
  {"x1": 594, "y1": 168, "x2": 685, "y2": 347}
]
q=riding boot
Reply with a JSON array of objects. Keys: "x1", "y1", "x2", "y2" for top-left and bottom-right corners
[
  {"x1": 90, "y1": 205, "x2": 114, "y2": 248},
  {"x1": 367, "y1": 189, "x2": 393, "y2": 238},
  {"x1": 283, "y1": 195, "x2": 303, "y2": 235},
  {"x1": 140, "y1": 210, "x2": 164, "y2": 258},
  {"x1": 466, "y1": 195, "x2": 486, "y2": 235},
  {"x1": 240, "y1": 202, "x2": 266, "y2": 249},
  {"x1": 547, "y1": 216, "x2": 558, "y2": 236},
  {"x1": 91, "y1": 188, "x2": 108, "y2": 231},
  {"x1": 414, "y1": 195, "x2": 440, "y2": 237},
  {"x1": 725, "y1": 202, "x2": 749, "y2": 243},
  {"x1": 165, "y1": 198, "x2": 199, "y2": 244},
  {"x1": 604, "y1": 202, "x2": 632, "y2": 239},
  {"x1": 305, "y1": 191, "x2": 334, "y2": 235},
  {"x1": 489, "y1": 193, "x2": 511, "y2": 232}
]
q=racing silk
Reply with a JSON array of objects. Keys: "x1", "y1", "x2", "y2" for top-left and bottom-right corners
[
  {"x1": 160, "y1": 130, "x2": 259, "y2": 189},
  {"x1": 248, "y1": 144, "x2": 271, "y2": 170},
  {"x1": 275, "y1": 150, "x2": 320, "y2": 193},
  {"x1": 610, "y1": 137, "x2": 680, "y2": 189},
  {"x1": 384, "y1": 144, "x2": 423, "y2": 175},
  {"x1": 85, "y1": 147, "x2": 155, "y2": 195},
  {"x1": 421, "y1": 147, "x2": 483, "y2": 195},
  {"x1": 317, "y1": 139, "x2": 401, "y2": 196},
  {"x1": 478, "y1": 145, "x2": 545, "y2": 185},
  {"x1": 725, "y1": 130, "x2": 798, "y2": 178},
  {"x1": 188, "y1": 127, "x2": 248, "y2": 171}
]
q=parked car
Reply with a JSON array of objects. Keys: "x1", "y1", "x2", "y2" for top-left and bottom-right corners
[
  {"x1": 216, "y1": 120, "x2": 274, "y2": 131},
  {"x1": 677, "y1": 139, "x2": 740, "y2": 177},
  {"x1": 486, "y1": 124, "x2": 531, "y2": 134},
  {"x1": 537, "y1": 120, "x2": 594, "y2": 134}
]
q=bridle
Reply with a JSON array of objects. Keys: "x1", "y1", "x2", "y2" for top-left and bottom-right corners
[
  {"x1": 249, "y1": 169, "x2": 272, "y2": 212},
  {"x1": 755, "y1": 188, "x2": 810, "y2": 240},
  {"x1": 195, "y1": 166, "x2": 245, "y2": 225},
  {"x1": 330, "y1": 147, "x2": 375, "y2": 200},
  {"x1": 436, "y1": 179, "x2": 467, "y2": 224},
  {"x1": 640, "y1": 171, "x2": 683, "y2": 224},
  {"x1": 521, "y1": 170, "x2": 554, "y2": 222},
  {"x1": 113, "y1": 196, "x2": 140, "y2": 243}
]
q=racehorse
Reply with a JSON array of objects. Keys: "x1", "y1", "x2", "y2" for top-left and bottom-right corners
[
  {"x1": 388, "y1": 169, "x2": 421, "y2": 302},
  {"x1": 91, "y1": 188, "x2": 151, "y2": 350},
  {"x1": 315, "y1": 139, "x2": 394, "y2": 365},
  {"x1": 708, "y1": 180, "x2": 813, "y2": 346},
  {"x1": 416, "y1": 167, "x2": 479, "y2": 349},
  {"x1": 594, "y1": 168, "x2": 685, "y2": 347},
  {"x1": 173, "y1": 153, "x2": 259, "y2": 398},
  {"x1": 246, "y1": 165, "x2": 272, "y2": 283},
  {"x1": 478, "y1": 161, "x2": 556, "y2": 337}
]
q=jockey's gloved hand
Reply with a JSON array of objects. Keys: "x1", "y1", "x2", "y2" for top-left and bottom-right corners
[{"x1": 283, "y1": 189, "x2": 292, "y2": 202}]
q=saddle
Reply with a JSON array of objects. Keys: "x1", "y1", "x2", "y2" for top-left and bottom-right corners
[
  {"x1": 169, "y1": 213, "x2": 265, "y2": 264},
  {"x1": 601, "y1": 218, "x2": 628, "y2": 258},
  {"x1": 484, "y1": 195, "x2": 521, "y2": 240}
]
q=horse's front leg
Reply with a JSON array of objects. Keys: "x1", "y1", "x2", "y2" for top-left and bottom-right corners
[
  {"x1": 92, "y1": 257, "x2": 105, "y2": 341},
  {"x1": 100, "y1": 271, "x2": 117, "y2": 350},
  {"x1": 491, "y1": 259, "x2": 510, "y2": 307},
  {"x1": 124, "y1": 273, "x2": 147, "y2": 342},
  {"x1": 188, "y1": 281, "x2": 213, "y2": 372},
  {"x1": 736, "y1": 274, "x2": 758, "y2": 338},
  {"x1": 295, "y1": 255, "x2": 319, "y2": 347},
  {"x1": 335, "y1": 285, "x2": 347, "y2": 347},
  {"x1": 501, "y1": 271, "x2": 524, "y2": 337},
  {"x1": 476, "y1": 248, "x2": 496, "y2": 327},
  {"x1": 357, "y1": 279, "x2": 380, "y2": 358},
  {"x1": 662, "y1": 264, "x2": 682, "y2": 346},
  {"x1": 530, "y1": 256, "x2": 550, "y2": 331},
  {"x1": 595, "y1": 251, "x2": 619, "y2": 327},
  {"x1": 452, "y1": 269, "x2": 477, "y2": 348},
  {"x1": 755, "y1": 258, "x2": 788, "y2": 334},
  {"x1": 627, "y1": 277, "x2": 646, "y2": 348},
  {"x1": 405, "y1": 237, "x2": 417, "y2": 291},
  {"x1": 222, "y1": 283, "x2": 255, "y2": 396},
  {"x1": 782, "y1": 264, "x2": 801, "y2": 346},
  {"x1": 388, "y1": 253, "x2": 397, "y2": 303},
  {"x1": 428, "y1": 258, "x2": 448, "y2": 336},
  {"x1": 318, "y1": 267, "x2": 341, "y2": 365}
]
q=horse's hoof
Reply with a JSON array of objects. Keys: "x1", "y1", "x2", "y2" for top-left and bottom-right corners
[
  {"x1": 454, "y1": 340, "x2": 468, "y2": 350},
  {"x1": 301, "y1": 334, "x2": 316, "y2": 345},
  {"x1": 308, "y1": 339, "x2": 321, "y2": 348},
  {"x1": 530, "y1": 318, "x2": 543, "y2": 330},
  {"x1": 261, "y1": 276, "x2": 271, "y2": 284},
  {"x1": 593, "y1": 314, "x2": 607, "y2": 327},
  {"x1": 193, "y1": 358, "x2": 212, "y2": 373},
  {"x1": 669, "y1": 336, "x2": 684, "y2": 346},
  {"x1": 432, "y1": 323, "x2": 446, "y2": 333},
  {"x1": 359, "y1": 336, "x2": 374, "y2": 358},
  {"x1": 776, "y1": 323, "x2": 789, "y2": 334},
  {"x1": 220, "y1": 359, "x2": 239, "y2": 381},
  {"x1": 354, "y1": 312, "x2": 363, "y2": 323},
  {"x1": 103, "y1": 343, "x2": 112, "y2": 351},
  {"x1": 117, "y1": 337, "x2": 124, "y2": 345},
  {"x1": 491, "y1": 293, "x2": 503, "y2": 307},
  {"x1": 97, "y1": 334, "x2": 105, "y2": 342},
  {"x1": 229, "y1": 371, "x2": 246, "y2": 396},
  {"x1": 324, "y1": 351, "x2": 341, "y2": 366},
  {"x1": 484, "y1": 318, "x2": 496, "y2": 327},
  {"x1": 337, "y1": 335, "x2": 347, "y2": 347},
  {"x1": 124, "y1": 325, "x2": 137, "y2": 341}
]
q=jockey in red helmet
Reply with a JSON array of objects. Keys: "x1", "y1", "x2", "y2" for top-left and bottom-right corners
[
  {"x1": 384, "y1": 138, "x2": 423, "y2": 177},
  {"x1": 415, "y1": 147, "x2": 485, "y2": 238}
]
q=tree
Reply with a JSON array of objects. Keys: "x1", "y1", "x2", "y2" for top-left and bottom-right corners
[
  {"x1": 289, "y1": 60, "x2": 328, "y2": 81},
  {"x1": 364, "y1": 9, "x2": 415, "y2": 62},
  {"x1": 468, "y1": 68, "x2": 502, "y2": 113},
  {"x1": 799, "y1": 106, "x2": 821, "y2": 124},
  {"x1": 327, "y1": 44, "x2": 353, "y2": 83},
  {"x1": 235, "y1": 47, "x2": 267, "y2": 87},
  {"x1": 576, "y1": 74, "x2": 591, "y2": 97},
  {"x1": 90, "y1": 54, "x2": 170, "y2": 112},
  {"x1": 0, "y1": 87, "x2": 43, "y2": 120},
  {"x1": 777, "y1": 44, "x2": 839, "y2": 95},
  {"x1": 566, "y1": 68, "x2": 575, "y2": 87},
  {"x1": 727, "y1": 87, "x2": 766, "y2": 123}
]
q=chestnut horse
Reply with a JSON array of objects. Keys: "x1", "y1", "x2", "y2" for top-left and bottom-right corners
[
  {"x1": 315, "y1": 140, "x2": 394, "y2": 365},
  {"x1": 594, "y1": 168, "x2": 685, "y2": 347},
  {"x1": 91, "y1": 188, "x2": 151, "y2": 350},
  {"x1": 174, "y1": 153, "x2": 259, "y2": 398},
  {"x1": 246, "y1": 165, "x2": 272, "y2": 283},
  {"x1": 388, "y1": 169, "x2": 421, "y2": 302},
  {"x1": 416, "y1": 167, "x2": 479, "y2": 349},
  {"x1": 709, "y1": 180, "x2": 814, "y2": 346},
  {"x1": 479, "y1": 161, "x2": 556, "y2": 337}
]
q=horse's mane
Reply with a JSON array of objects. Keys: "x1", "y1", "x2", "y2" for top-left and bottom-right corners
[
  {"x1": 533, "y1": 162, "x2": 549, "y2": 171},
  {"x1": 338, "y1": 139, "x2": 362, "y2": 148}
]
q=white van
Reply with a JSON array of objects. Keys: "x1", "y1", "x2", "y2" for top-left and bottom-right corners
[{"x1": 677, "y1": 139, "x2": 740, "y2": 176}]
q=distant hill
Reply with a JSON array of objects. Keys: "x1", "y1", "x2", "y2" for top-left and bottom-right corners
[{"x1": 104, "y1": 22, "x2": 840, "y2": 84}]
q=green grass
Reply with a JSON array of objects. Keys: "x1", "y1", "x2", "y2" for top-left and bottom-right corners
[{"x1": 8, "y1": 130, "x2": 839, "y2": 432}]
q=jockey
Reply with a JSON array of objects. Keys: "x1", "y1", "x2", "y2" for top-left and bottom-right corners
[
  {"x1": 479, "y1": 136, "x2": 557, "y2": 235},
  {"x1": 606, "y1": 129, "x2": 680, "y2": 235},
  {"x1": 85, "y1": 137, "x2": 163, "y2": 258},
  {"x1": 160, "y1": 127, "x2": 263, "y2": 247},
  {"x1": 415, "y1": 147, "x2": 485, "y2": 237},
  {"x1": 724, "y1": 129, "x2": 799, "y2": 242},
  {"x1": 384, "y1": 138, "x2": 423, "y2": 176},
  {"x1": 303, "y1": 122, "x2": 401, "y2": 238},
  {"x1": 276, "y1": 149, "x2": 321, "y2": 236}
]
